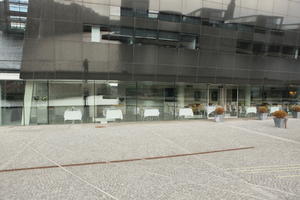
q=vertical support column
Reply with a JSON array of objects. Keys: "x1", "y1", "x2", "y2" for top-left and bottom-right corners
[
  {"x1": 177, "y1": 84, "x2": 185, "y2": 109},
  {"x1": 0, "y1": 82, "x2": 2, "y2": 126},
  {"x1": 22, "y1": 81, "x2": 34, "y2": 125},
  {"x1": 91, "y1": 81, "x2": 96, "y2": 122},
  {"x1": 245, "y1": 85, "x2": 251, "y2": 107},
  {"x1": 88, "y1": 81, "x2": 95, "y2": 121},
  {"x1": 219, "y1": 86, "x2": 225, "y2": 107}
]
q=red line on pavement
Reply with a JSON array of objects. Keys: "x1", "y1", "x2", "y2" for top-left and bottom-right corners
[{"x1": 0, "y1": 147, "x2": 254, "y2": 173}]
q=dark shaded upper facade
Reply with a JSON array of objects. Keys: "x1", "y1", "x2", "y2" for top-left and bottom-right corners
[{"x1": 1, "y1": 0, "x2": 300, "y2": 86}]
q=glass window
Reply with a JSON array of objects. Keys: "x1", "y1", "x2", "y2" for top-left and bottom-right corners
[
  {"x1": 159, "y1": 31, "x2": 179, "y2": 41},
  {"x1": 9, "y1": 16, "x2": 27, "y2": 22},
  {"x1": 28, "y1": 81, "x2": 48, "y2": 125},
  {"x1": 10, "y1": 22, "x2": 26, "y2": 30},
  {"x1": 94, "y1": 81, "x2": 137, "y2": 122},
  {"x1": 180, "y1": 34, "x2": 198, "y2": 49},
  {"x1": 253, "y1": 43, "x2": 266, "y2": 55},
  {"x1": 282, "y1": 46, "x2": 295, "y2": 58},
  {"x1": 9, "y1": 4, "x2": 28, "y2": 12},
  {"x1": 237, "y1": 24, "x2": 254, "y2": 33},
  {"x1": 251, "y1": 87, "x2": 263, "y2": 105},
  {"x1": 236, "y1": 40, "x2": 252, "y2": 54},
  {"x1": 262, "y1": 86, "x2": 285, "y2": 107},
  {"x1": 135, "y1": 8, "x2": 148, "y2": 18},
  {"x1": 9, "y1": 0, "x2": 28, "y2": 3},
  {"x1": 255, "y1": 27, "x2": 267, "y2": 34},
  {"x1": 83, "y1": 25, "x2": 133, "y2": 44},
  {"x1": 176, "y1": 83, "x2": 207, "y2": 119},
  {"x1": 238, "y1": 86, "x2": 262, "y2": 118},
  {"x1": 267, "y1": 44, "x2": 281, "y2": 56},
  {"x1": 159, "y1": 12, "x2": 181, "y2": 23},
  {"x1": 0, "y1": 80, "x2": 25, "y2": 126},
  {"x1": 182, "y1": 16, "x2": 200, "y2": 24},
  {"x1": 121, "y1": 7, "x2": 134, "y2": 17},
  {"x1": 137, "y1": 82, "x2": 176, "y2": 121},
  {"x1": 148, "y1": 10, "x2": 159, "y2": 19},
  {"x1": 48, "y1": 80, "x2": 94, "y2": 124},
  {"x1": 135, "y1": 29, "x2": 157, "y2": 39}
]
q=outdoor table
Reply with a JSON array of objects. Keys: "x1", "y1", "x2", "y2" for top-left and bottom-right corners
[{"x1": 179, "y1": 108, "x2": 194, "y2": 118}]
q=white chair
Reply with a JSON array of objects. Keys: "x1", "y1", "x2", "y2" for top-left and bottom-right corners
[
  {"x1": 104, "y1": 109, "x2": 123, "y2": 121},
  {"x1": 270, "y1": 106, "x2": 280, "y2": 113},
  {"x1": 206, "y1": 106, "x2": 216, "y2": 117},
  {"x1": 178, "y1": 108, "x2": 194, "y2": 118},
  {"x1": 64, "y1": 109, "x2": 82, "y2": 123}
]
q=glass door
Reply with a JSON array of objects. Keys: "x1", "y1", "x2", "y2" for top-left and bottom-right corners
[
  {"x1": 30, "y1": 81, "x2": 49, "y2": 125},
  {"x1": 208, "y1": 85, "x2": 238, "y2": 118},
  {"x1": 224, "y1": 86, "x2": 238, "y2": 118},
  {"x1": 208, "y1": 85, "x2": 222, "y2": 118}
]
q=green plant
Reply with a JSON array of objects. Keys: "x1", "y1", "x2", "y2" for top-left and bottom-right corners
[
  {"x1": 272, "y1": 110, "x2": 288, "y2": 118},
  {"x1": 215, "y1": 107, "x2": 225, "y2": 115},
  {"x1": 258, "y1": 106, "x2": 268, "y2": 113},
  {"x1": 292, "y1": 105, "x2": 300, "y2": 112}
]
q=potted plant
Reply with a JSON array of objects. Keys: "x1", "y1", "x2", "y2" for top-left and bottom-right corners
[
  {"x1": 214, "y1": 107, "x2": 225, "y2": 122},
  {"x1": 258, "y1": 106, "x2": 268, "y2": 120},
  {"x1": 272, "y1": 110, "x2": 288, "y2": 128},
  {"x1": 292, "y1": 105, "x2": 300, "y2": 119}
]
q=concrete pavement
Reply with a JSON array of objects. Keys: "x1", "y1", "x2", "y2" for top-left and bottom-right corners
[{"x1": 0, "y1": 119, "x2": 300, "y2": 200}]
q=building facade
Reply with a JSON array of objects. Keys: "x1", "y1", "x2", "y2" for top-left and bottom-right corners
[{"x1": 0, "y1": 0, "x2": 300, "y2": 126}]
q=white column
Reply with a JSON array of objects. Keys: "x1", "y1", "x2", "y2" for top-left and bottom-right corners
[
  {"x1": 88, "y1": 83, "x2": 95, "y2": 120},
  {"x1": 22, "y1": 81, "x2": 34, "y2": 125},
  {"x1": 177, "y1": 85, "x2": 185, "y2": 108},
  {"x1": 245, "y1": 86, "x2": 251, "y2": 107},
  {"x1": 0, "y1": 83, "x2": 2, "y2": 126}
]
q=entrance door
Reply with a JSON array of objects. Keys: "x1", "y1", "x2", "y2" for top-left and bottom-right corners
[
  {"x1": 207, "y1": 85, "x2": 222, "y2": 118},
  {"x1": 208, "y1": 85, "x2": 238, "y2": 118},
  {"x1": 30, "y1": 81, "x2": 48, "y2": 124},
  {"x1": 224, "y1": 86, "x2": 238, "y2": 118}
]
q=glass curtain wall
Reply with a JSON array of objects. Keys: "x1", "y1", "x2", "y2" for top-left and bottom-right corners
[
  {"x1": 1, "y1": 80, "x2": 300, "y2": 126},
  {"x1": 238, "y1": 85, "x2": 263, "y2": 117},
  {"x1": 94, "y1": 81, "x2": 137, "y2": 122},
  {"x1": 0, "y1": 80, "x2": 25, "y2": 126},
  {"x1": 48, "y1": 80, "x2": 94, "y2": 124},
  {"x1": 176, "y1": 83, "x2": 207, "y2": 119},
  {"x1": 137, "y1": 82, "x2": 176, "y2": 121}
]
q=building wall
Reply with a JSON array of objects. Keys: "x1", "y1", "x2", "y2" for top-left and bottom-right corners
[
  {"x1": 0, "y1": 0, "x2": 26, "y2": 71},
  {"x1": 1, "y1": 1, "x2": 300, "y2": 126},
  {"x1": 13, "y1": 0, "x2": 300, "y2": 86}
]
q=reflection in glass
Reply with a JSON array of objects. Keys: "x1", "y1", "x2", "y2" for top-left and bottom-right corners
[{"x1": 0, "y1": 80, "x2": 25, "y2": 126}]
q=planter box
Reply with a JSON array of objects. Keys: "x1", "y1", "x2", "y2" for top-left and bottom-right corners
[
  {"x1": 215, "y1": 115, "x2": 224, "y2": 122},
  {"x1": 258, "y1": 113, "x2": 268, "y2": 120},
  {"x1": 273, "y1": 118, "x2": 287, "y2": 128},
  {"x1": 292, "y1": 112, "x2": 300, "y2": 119}
]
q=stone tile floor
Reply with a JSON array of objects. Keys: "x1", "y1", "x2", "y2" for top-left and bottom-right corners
[{"x1": 0, "y1": 119, "x2": 300, "y2": 200}]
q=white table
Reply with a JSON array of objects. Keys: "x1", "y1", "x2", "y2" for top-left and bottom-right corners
[
  {"x1": 105, "y1": 109, "x2": 123, "y2": 121},
  {"x1": 143, "y1": 108, "x2": 160, "y2": 118},
  {"x1": 179, "y1": 108, "x2": 194, "y2": 118},
  {"x1": 246, "y1": 107, "x2": 257, "y2": 114},
  {"x1": 64, "y1": 110, "x2": 82, "y2": 122}
]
